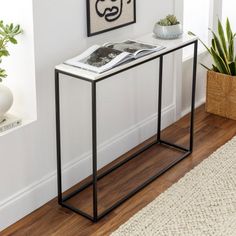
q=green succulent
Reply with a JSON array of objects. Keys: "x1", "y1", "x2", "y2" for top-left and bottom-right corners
[
  {"x1": 0, "y1": 20, "x2": 22, "y2": 82},
  {"x1": 189, "y1": 18, "x2": 236, "y2": 76},
  {"x1": 158, "y1": 15, "x2": 180, "y2": 26}
]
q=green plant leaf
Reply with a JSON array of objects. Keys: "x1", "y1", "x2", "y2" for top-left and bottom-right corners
[
  {"x1": 226, "y1": 18, "x2": 233, "y2": 42},
  {"x1": 211, "y1": 48, "x2": 230, "y2": 74},
  {"x1": 9, "y1": 37, "x2": 17, "y2": 44},
  {"x1": 0, "y1": 68, "x2": 7, "y2": 80},
  {"x1": 226, "y1": 18, "x2": 234, "y2": 61},
  {"x1": 228, "y1": 38, "x2": 234, "y2": 62},
  {"x1": 212, "y1": 64, "x2": 220, "y2": 72},
  {"x1": 188, "y1": 31, "x2": 212, "y2": 55},
  {"x1": 218, "y1": 19, "x2": 228, "y2": 58},
  {"x1": 9, "y1": 23, "x2": 13, "y2": 31},
  {"x1": 229, "y1": 61, "x2": 236, "y2": 76},
  {"x1": 13, "y1": 25, "x2": 20, "y2": 34},
  {"x1": 200, "y1": 63, "x2": 211, "y2": 71},
  {"x1": 209, "y1": 30, "x2": 228, "y2": 66},
  {"x1": 212, "y1": 39, "x2": 216, "y2": 51},
  {"x1": 0, "y1": 49, "x2": 9, "y2": 57}
]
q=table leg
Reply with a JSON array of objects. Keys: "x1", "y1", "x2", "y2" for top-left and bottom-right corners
[
  {"x1": 92, "y1": 81, "x2": 98, "y2": 221},
  {"x1": 55, "y1": 70, "x2": 62, "y2": 204},
  {"x1": 190, "y1": 41, "x2": 198, "y2": 152},
  {"x1": 157, "y1": 56, "x2": 163, "y2": 142}
]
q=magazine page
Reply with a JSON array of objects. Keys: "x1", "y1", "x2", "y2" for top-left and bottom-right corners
[
  {"x1": 64, "y1": 46, "x2": 131, "y2": 73},
  {"x1": 105, "y1": 40, "x2": 165, "y2": 59}
]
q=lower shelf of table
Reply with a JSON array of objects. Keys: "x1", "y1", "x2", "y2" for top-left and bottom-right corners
[{"x1": 59, "y1": 139, "x2": 191, "y2": 221}]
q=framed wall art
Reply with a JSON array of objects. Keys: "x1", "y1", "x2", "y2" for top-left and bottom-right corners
[{"x1": 86, "y1": 0, "x2": 136, "y2": 37}]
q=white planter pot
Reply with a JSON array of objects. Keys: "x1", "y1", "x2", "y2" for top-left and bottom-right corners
[
  {"x1": 0, "y1": 84, "x2": 13, "y2": 123},
  {"x1": 153, "y1": 23, "x2": 183, "y2": 39}
]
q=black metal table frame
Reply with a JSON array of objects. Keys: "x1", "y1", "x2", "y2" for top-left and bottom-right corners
[{"x1": 55, "y1": 39, "x2": 198, "y2": 222}]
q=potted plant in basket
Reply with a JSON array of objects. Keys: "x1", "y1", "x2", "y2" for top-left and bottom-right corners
[
  {"x1": 189, "y1": 19, "x2": 236, "y2": 120},
  {"x1": 153, "y1": 14, "x2": 183, "y2": 39},
  {"x1": 0, "y1": 20, "x2": 22, "y2": 122}
]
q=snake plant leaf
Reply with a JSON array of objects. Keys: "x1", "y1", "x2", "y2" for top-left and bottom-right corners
[
  {"x1": 212, "y1": 64, "x2": 220, "y2": 73},
  {"x1": 210, "y1": 30, "x2": 228, "y2": 65},
  {"x1": 212, "y1": 39, "x2": 216, "y2": 51},
  {"x1": 229, "y1": 61, "x2": 236, "y2": 76},
  {"x1": 226, "y1": 18, "x2": 234, "y2": 61},
  {"x1": 200, "y1": 63, "x2": 211, "y2": 71},
  {"x1": 228, "y1": 39, "x2": 234, "y2": 62},
  {"x1": 226, "y1": 18, "x2": 233, "y2": 42},
  {"x1": 218, "y1": 19, "x2": 228, "y2": 58},
  {"x1": 188, "y1": 31, "x2": 212, "y2": 55},
  {"x1": 211, "y1": 48, "x2": 230, "y2": 75},
  {"x1": 189, "y1": 18, "x2": 236, "y2": 75}
]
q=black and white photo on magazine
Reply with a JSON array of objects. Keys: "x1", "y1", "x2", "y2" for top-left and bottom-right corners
[{"x1": 80, "y1": 47, "x2": 122, "y2": 68}]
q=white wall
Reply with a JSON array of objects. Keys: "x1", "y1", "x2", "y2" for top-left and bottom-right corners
[
  {"x1": 180, "y1": 0, "x2": 213, "y2": 116},
  {"x1": 223, "y1": 0, "x2": 236, "y2": 31},
  {"x1": 184, "y1": 0, "x2": 210, "y2": 43},
  {"x1": 1, "y1": 0, "x2": 37, "y2": 120},
  {"x1": 183, "y1": 0, "x2": 210, "y2": 58},
  {"x1": 182, "y1": 52, "x2": 211, "y2": 116},
  {"x1": 0, "y1": 0, "x2": 178, "y2": 230}
]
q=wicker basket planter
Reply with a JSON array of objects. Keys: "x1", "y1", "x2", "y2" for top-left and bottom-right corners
[{"x1": 206, "y1": 70, "x2": 236, "y2": 120}]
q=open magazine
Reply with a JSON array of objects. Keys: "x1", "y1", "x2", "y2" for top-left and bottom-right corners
[{"x1": 64, "y1": 40, "x2": 165, "y2": 74}]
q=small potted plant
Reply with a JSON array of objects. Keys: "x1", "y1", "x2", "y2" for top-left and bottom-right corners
[
  {"x1": 0, "y1": 20, "x2": 22, "y2": 122},
  {"x1": 189, "y1": 19, "x2": 236, "y2": 120},
  {"x1": 153, "y1": 14, "x2": 183, "y2": 39}
]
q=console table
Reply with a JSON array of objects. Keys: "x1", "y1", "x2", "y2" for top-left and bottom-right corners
[{"x1": 55, "y1": 33, "x2": 198, "y2": 222}]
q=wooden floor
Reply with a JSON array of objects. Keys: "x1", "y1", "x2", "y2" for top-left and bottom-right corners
[{"x1": 3, "y1": 105, "x2": 236, "y2": 236}]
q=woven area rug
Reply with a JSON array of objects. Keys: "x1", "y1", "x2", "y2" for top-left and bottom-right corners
[{"x1": 111, "y1": 137, "x2": 236, "y2": 236}]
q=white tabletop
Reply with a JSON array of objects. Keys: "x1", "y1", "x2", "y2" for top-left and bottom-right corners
[{"x1": 55, "y1": 33, "x2": 197, "y2": 81}]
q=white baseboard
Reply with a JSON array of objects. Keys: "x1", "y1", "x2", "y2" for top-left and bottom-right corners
[{"x1": 0, "y1": 104, "x2": 176, "y2": 231}]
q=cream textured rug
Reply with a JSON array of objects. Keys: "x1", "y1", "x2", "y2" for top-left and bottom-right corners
[{"x1": 111, "y1": 137, "x2": 236, "y2": 236}]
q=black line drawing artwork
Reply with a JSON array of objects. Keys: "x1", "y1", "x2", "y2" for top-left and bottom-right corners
[
  {"x1": 87, "y1": 0, "x2": 136, "y2": 36},
  {"x1": 95, "y1": 0, "x2": 132, "y2": 22}
]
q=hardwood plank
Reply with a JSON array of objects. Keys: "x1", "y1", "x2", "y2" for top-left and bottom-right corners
[{"x1": 2, "y1": 104, "x2": 236, "y2": 236}]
